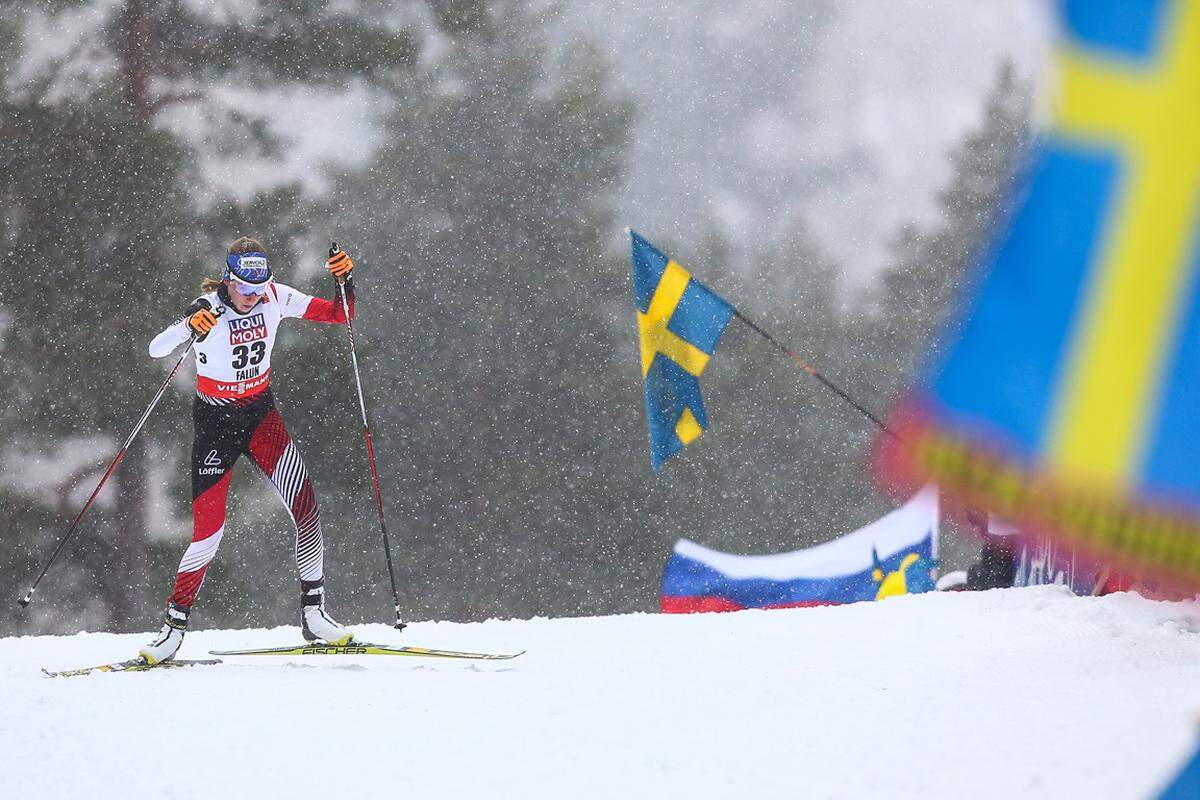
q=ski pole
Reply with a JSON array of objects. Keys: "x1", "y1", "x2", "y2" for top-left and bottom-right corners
[
  {"x1": 330, "y1": 242, "x2": 406, "y2": 631},
  {"x1": 732, "y1": 309, "x2": 902, "y2": 442},
  {"x1": 18, "y1": 310, "x2": 220, "y2": 609}
]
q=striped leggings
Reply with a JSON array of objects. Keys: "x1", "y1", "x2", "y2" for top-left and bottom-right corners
[{"x1": 170, "y1": 390, "x2": 323, "y2": 608}]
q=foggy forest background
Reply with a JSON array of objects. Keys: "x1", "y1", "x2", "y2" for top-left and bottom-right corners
[{"x1": 0, "y1": 0, "x2": 1035, "y2": 634}]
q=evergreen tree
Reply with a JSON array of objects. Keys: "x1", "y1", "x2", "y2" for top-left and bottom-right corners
[
  {"x1": 320, "y1": 0, "x2": 636, "y2": 620},
  {"x1": 872, "y1": 61, "x2": 1032, "y2": 399},
  {"x1": 0, "y1": 92, "x2": 197, "y2": 629},
  {"x1": 0, "y1": 1, "x2": 418, "y2": 632},
  {"x1": 643, "y1": 63, "x2": 1032, "y2": 579},
  {"x1": 862, "y1": 60, "x2": 1033, "y2": 568}
]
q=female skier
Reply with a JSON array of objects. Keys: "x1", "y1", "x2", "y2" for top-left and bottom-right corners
[{"x1": 140, "y1": 236, "x2": 358, "y2": 663}]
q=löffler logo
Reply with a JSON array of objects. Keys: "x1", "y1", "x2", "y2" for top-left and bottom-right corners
[{"x1": 198, "y1": 449, "x2": 224, "y2": 476}]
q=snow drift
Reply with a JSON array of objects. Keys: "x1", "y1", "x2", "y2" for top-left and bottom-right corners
[{"x1": 5, "y1": 587, "x2": 1199, "y2": 799}]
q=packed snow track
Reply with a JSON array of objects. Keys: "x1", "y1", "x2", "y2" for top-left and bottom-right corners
[{"x1": 5, "y1": 586, "x2": 1199, "y2": 799}]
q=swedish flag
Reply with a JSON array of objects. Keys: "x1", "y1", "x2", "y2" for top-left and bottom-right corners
[
  {"x1": 882, "y1": 0, "x2": 1200, "y2": 584},
  {"x1": 631, "y1": 232, "x2": 734, "y2": 470}
]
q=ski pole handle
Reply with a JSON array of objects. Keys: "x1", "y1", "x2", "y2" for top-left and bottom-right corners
[{"x1": 330, "y1": 241, "x2": 348, "y2": 287}]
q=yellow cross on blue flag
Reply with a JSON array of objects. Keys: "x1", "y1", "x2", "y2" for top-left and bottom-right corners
[
  {"x1": 879, "y1": 0, "x2": 1200, "y2": 587},
  {"x1": 631, "y1": 231, "x2": 735, "y2": 470}
]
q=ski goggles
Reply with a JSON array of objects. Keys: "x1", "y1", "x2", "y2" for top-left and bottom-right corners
[
  {"x1": 230, "y1": 279, "x2": 271, "y2": 297},
  {"x1": 224, "y1": 252, "x2": 271, "y2": 287}
]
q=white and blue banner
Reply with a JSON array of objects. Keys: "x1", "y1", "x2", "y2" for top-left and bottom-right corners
[{"x1": 661, "y1": 487, "x2": 939, "y2": 612}]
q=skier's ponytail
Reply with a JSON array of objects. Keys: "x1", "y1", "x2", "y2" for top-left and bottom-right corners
[{"x1": 200, "y1": 236, "x2": 268, "y2": 293}]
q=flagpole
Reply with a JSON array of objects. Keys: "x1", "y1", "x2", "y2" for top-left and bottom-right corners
[{"x1": 731, "y1": 309, "x2": 902, "y2": 442}]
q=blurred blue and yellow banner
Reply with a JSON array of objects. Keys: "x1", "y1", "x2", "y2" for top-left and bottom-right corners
[
  {"x1": 879, "y1": 0, "x2": 1200, "y2": 585},
  {"x1": 630, "y1": 231, "x2": 734, "y2": 470}
]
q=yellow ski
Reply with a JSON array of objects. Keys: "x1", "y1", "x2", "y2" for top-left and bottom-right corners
[
  {"x1": 43, "y1": 658, "x2": 222, "y2": 678},
  {"x1": 208, "y1": 642, "x2": 523, "y2": 660}
]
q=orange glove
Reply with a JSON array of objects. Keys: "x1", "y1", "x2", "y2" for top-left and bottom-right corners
[
  {"x1": 187, "y1": 308, "x2": 218, "y2": 336},
  {"x1": 326, "y1": 249, "x2": 354, "y2": 279}
]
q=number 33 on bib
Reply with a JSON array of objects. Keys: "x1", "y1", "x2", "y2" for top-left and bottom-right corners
[{"x1": 149, "y1": 281, "x2": 354, "y2": 404}]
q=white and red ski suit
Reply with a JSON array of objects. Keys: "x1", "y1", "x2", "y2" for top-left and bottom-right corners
[{"x1": 148, "y1": 280, "x2": 353, "y2": 608}]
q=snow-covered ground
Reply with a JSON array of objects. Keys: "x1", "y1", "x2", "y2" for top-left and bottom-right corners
[{"x1": 5, "y1": 587, "x2": 1199, "y2": 799}]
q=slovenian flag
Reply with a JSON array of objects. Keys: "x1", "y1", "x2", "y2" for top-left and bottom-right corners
[{"x1": 661, "y1": 487, "x2": 939, "y2": 612}]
